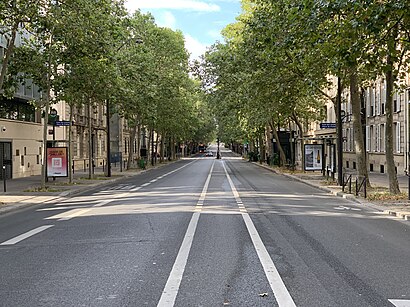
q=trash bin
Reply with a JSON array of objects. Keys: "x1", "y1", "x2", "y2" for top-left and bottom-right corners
[{"x1": 138, "y1": 159, "x2": 146, "y2": 170}]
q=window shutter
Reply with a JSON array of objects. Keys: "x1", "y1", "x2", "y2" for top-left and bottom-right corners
[
  {"x1": 366, "y1": 88, "x2": 371, "y2": 117},
  {"x1": 376, "y1": 125, "x2": 380, "y2": 152},
  {"x1": 366, "y1": 126, "x2": 370, "y2": 152},
  {"x1": 396, "y1": 122, "x2": 401, "y2": 153},
  {"x1": 398, "y1": 92, "x2": 402, "y2": 112}
]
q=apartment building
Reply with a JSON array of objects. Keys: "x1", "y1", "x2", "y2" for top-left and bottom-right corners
[{"x1": 310, "y1": 77, "x2": 410, "y2": 176}]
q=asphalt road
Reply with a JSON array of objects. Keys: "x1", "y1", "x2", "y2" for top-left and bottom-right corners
[{"x1": 0, "y1": 145, "x2": 409, "y2": 307}]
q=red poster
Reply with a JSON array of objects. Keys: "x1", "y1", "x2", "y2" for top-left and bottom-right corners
[{"x1": 47, "y1": 147, "x2": 68, "y2": 177}]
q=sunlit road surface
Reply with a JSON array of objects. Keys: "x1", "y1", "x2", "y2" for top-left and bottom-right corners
[{"x1": 1, "y1": 146, "x2": 409, "y2": 306}]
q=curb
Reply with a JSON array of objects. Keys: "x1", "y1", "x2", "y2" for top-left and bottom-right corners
[{"x1": 252, "y1": 162, "x2": 409, "y2": 221}]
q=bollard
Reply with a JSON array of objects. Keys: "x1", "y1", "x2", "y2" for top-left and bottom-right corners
[{"x1": 2, "y1": 165, "x2": 6, "y2": 192}]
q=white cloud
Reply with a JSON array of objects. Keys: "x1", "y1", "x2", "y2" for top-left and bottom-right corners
[
  {"x1": 207, "y1": 29, "x2": 222, "y2": 40},
  {"x1": 125, "y1": 0, "x2": 220, "y2": 12},
  {"x1": 184, "y1": 34, "x2": 208, "y2": 60},
  {"x1": 156, "y1": 11, "x2": 177, "y2": 29}
]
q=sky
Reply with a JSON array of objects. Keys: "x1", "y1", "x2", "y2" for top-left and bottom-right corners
[{"x1": 124, "y1": 0, "x2": 242, "y2": 60}]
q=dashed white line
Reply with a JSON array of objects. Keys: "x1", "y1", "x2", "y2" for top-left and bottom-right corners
[
  {"x1": 157, "y1": 162, "x2": 214, "y2": 307},
  {"x1": 0, "y1": 225, "x2": 54, "y2": 245},
  {"x1": 222, "y1": 161, "x2": 296, "y2": 307}
]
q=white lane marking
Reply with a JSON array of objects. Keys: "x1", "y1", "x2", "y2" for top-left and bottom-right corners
[
  {"x1": 55, "y1": 160, "x2": 199, "y2": 221},
  {"x1": 222, "y1": 162, "x2": 296, "y2": 307},
  {"x1": 0, "y1": 225, "x2": 54, "y2": 245},
  {"x1": 389, "y1": 300, "x2": 410, "y2": 307},
  {"x1": 57, "y1": 208, "x2": 92, "y2": 221},
  {"x1": 334, "y1": 206, "x2": 361, "y2": 211},
  {"x1": 157, "y1": 162, "x2": 215, "y2": 307}
]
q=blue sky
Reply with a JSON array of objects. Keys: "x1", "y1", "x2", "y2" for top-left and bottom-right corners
[{"x1": 124, "y1": 0, "x2": 242, "y2": 59}]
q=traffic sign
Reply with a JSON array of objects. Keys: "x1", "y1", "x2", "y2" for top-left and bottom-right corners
[
  {"x1": 320, "y1": 122, "x2": 336, "y2": 129},
  {"x1": 54, "y1": 121, "x2": 71, "y2": 126}
]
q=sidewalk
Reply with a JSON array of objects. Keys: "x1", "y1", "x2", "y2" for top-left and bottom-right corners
[
  {"x1": 254, "y1": 163, "x2": 410, "y2": 222},
  {"x1": 0, "y1": 162, "x2": 159, "y2": 215}
]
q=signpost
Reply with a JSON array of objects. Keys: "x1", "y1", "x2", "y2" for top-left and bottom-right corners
[
  {"x1": 320, "y1": 122, "x2": 336, "y2": 129},
  {"x1": 54, "y1": 121, "x2": 71, "y2": 126}
]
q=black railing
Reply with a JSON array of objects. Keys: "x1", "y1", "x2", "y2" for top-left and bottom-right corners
[
  {"x1": 355, "y1": 176, "x2": 367, "y2": 198},
  {"x1": 342, "y1": 173, "x2": 352, "y2": 194}
]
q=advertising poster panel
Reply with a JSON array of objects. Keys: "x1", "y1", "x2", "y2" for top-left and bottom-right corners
[
  {"x1": 47, "y1": 147, "x2": 68, "y2": 177},
  {"x1": 304, "y1": 144, "x2": 323, "y2": 171}
]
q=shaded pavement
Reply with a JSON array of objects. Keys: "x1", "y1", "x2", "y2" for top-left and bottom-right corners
[
  {"x1": 255, "y1": 163, "x2": 410, "y2": 222},
  {"x1": 0, "y1": 163, "x2": 154, "y2": 215},
  {"x1": 1, "y1": 158, "x2": 409, "y2": 222}
]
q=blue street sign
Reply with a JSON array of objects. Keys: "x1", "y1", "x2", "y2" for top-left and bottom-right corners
[
  {"x1": 320, "y1": 122, "x2": 336, "y2": 129},
  {"x1": 54, "y1": 121, "x2": 71, "y2": 126}
]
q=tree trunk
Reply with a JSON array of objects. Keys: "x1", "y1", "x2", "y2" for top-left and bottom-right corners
[
  {"x1": 88, "y1": 101, "x2": 93, "y2": 179},
  {"x1": 385, "y1": 54, "x2": 400, "y2": 194},
  {"x1": 259, "y1": 130, "x2": 265, "y2": 164},
  {"x1": 127, "y1": 122, "x2": 137, "y2": 170},
  {"x1": 41, "y1": 82, "x2": 51, "y2": 189},
  {"x1": 270, "y1": 121, "x2": 286, "y2": 166},
  {"x1": 349, "y1": 70, "x2": 371, "y2": 187},
  {"x1": 155, "y1": 132, "x2": 159, "y2": 164},
  {"x1": 291, "y1": 111, "x2": 304, "y2": 171},
  {"x1": 160, "y1": 132, "x2": 165, "y2": 163},
  {"x1": 136, "y1": 123, "x2": 141, "y2": 160}
]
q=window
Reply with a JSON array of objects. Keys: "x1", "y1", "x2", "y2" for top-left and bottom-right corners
[
  {"x1": 21, "y1": 155, "x2": 24, "y2": 166},
  {"x1": 381, "y1": 81, "x2": 386, "y2": 115},
  {"x1": 376, "y1": 125, "x2": 380, "y2": 152},
  {"x1": 345, "y1": 128, "x2": 349, "y2": 151},
  {"x1": 380, "y1": 124, "x2": 385, "y2": 152},
  {"x1": 394, "y1": 122, "x2": 401, "y2": 153},
  {"x1": 349, "y1": 128, "x2": 354, "y2": 152},
  {"x1": 376, "y1": 85, "x2": 380, "y2": 115},
  {"x1": 366, "y1": 126, "x2": 370, "y2": 152},
  {"x1": 366, "y1": 89, "x2": 371, "y2": 117}
]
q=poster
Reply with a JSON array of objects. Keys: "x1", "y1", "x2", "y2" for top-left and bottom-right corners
[
  {"x1": 304, "y1": 144, "x2": 323, "y2": 171},
  {"x1": 47, "y1": 147, "x2": 68, "y2": 177}
]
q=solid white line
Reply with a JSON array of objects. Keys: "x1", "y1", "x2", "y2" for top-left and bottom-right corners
[
  {"x1": 157, "y1": 162, "x2": 214, "y2": 307},
  {"x1": 222, "y1": 162, "x2": 296, "y2": 307},
  {"x1": 0, "y1": 225, "x2": 54, "y2": 245},
  {"x1": 389, "y1": 300, "x2": 410, "y2": 307}
]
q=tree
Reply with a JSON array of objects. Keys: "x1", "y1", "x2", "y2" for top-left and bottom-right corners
[{"x1": 0, "y1": 0, "x2": 40, "y2": 92}]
